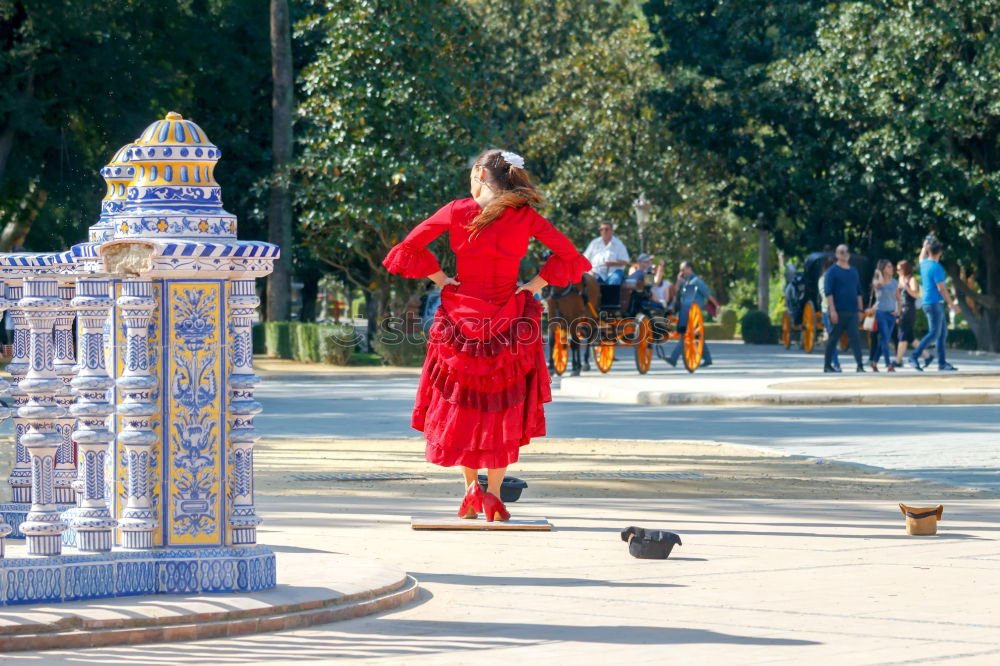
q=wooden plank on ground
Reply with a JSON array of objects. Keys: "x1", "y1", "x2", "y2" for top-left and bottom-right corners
[{"x1": 410, "y1": 515, "x2": 552, "y2": 531}]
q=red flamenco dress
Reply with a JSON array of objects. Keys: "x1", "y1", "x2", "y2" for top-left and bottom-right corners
[{"x1": 382, "y1": 198, "x2": 590, "y2": 469}]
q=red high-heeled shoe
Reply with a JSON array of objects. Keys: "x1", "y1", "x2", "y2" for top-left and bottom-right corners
[
  {"x1": 457, "y1": 482, "x2": 485, "y2": 519},
  {"x1": 483, "y1": 491, "x2": 511, "y2": 522}
]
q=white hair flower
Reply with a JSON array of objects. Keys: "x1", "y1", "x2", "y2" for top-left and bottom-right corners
[{"x1": 500, "y1": 151, "x2": 525, "y2": 170}]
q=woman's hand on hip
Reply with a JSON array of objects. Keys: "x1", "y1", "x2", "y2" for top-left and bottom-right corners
[
  {"x1": 516, "y1": 275, "x2": 548, "y2": 296},
  {"x1": 427, "y1": 271, "x2": 460, "y2": 289}
]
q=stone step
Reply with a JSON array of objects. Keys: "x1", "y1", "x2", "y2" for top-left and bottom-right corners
[{"x1": 0, "y1": 553, "x2": 418, "y2": 651}]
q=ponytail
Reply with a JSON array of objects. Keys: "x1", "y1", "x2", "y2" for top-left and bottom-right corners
[{"x1": 466, "y1": 149, "x2": 543, "y2": 239}]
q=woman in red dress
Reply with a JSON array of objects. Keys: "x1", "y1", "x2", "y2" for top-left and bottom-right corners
[{"x1": 382, "y1": 149, "x2": 590, "y2": 521}]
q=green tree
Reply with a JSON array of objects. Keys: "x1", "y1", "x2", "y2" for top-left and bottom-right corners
[
  {"x1": 293, "y1": 0, "x2": 487, "y2": 318},
  {"x1": 786, "y1": 0, "x2": 1000, "y2": 349},
  {"x1": 467, "y1": 0, "x2": 633, "y2": 174},
  {"x1": 0, "y1": 0, "x2": 272, "y2": 251}
]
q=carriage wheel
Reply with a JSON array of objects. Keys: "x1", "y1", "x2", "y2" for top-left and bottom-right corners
[
  {"x1": 781, "y1": 311, "x2": 791, "y2": 349},
  {"x1": 682, "y1": 303, "x2": 705, "y2": 373},
  {"x1": 801, "y1": 301, "x2": 815, "y2": 353},
  {"x1": 594, "y1": 341, "x2": 615, "y2": 373},
  {"x1": 635, "y1": 315, "x2": 653, "y2": 374},
  {"x1": 550, "y1": 321, "x2": 569, "y2": 376}
]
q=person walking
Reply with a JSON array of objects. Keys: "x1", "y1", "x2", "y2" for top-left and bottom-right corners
[
  {"x1": 870, "y1": 259, "x2": 900, "y2": 372},
  {"x1": 666, "y1": 261, "x2": 720, "y2": 368},
  {"x1": 891, "y1": 259, "x2": 927, "y2": 369},
  {"x1": 583, "y1": 222, "x2": 630, "y2": 285},
  {"x1": 382, "y1": 149, "x2": 590, "y2": 522},
  {"x1": 908, "y1": 238, "x2": 959, "y2": 371},
  {"x1": 818, "y1": 256, "x2": 840, "y2": 371},
  {"x1": 823, "y1": 244, "x2": 865, "y2": 373}
]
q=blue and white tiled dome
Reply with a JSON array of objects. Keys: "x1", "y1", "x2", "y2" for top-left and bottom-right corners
[
  {"x1": 115, "y1": 112, "x2": 237, "y2": 240},
  {"x1": 89, "y1": 143, "x2": 134, "y2": 243}
]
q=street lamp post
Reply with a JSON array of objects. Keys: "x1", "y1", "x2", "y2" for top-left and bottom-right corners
[{"x1": 633, "y1": 193, "x2": 651, "y2": 255}]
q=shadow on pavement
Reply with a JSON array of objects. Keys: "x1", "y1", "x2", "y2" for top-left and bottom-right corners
[{"x1": 411, "y1": 572, "x2": 684, "y2": 588}]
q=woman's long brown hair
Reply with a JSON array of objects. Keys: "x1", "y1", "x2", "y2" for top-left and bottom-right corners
[{"x1": 466, "y1": 149, "x2": 543, "y2": 239}]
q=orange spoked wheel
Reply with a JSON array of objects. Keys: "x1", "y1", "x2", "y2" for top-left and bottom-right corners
[
  {"x1": 594, "y1": 340, "x2": 615, "y2": 373},
  {"x1": 550, "y1": 320, "x2": 569, "y2": 376},
  {"x1": 781, "y1": 311, "x2": 791, "y2": 349},
  {"x1": 635, "y1": 315, "x2": 653, "y2": 374},
  {"x1": 801, "y1": 301, "x2": 815, "y2": 353},
  {"x1": 682, "y1": 303, "x2": 705, "y2": 373}
]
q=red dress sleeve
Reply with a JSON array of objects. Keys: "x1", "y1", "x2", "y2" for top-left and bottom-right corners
[
  {"x1": 530, "y1": 211, "x2": 591, "y2": 286},
  {"x1": 382, "y1": 201, "x2": 452, "y2": 278}
]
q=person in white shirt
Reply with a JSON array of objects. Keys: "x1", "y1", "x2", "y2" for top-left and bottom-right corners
[
  {"x1": 583, "y1": 222, "x2": 630, "y2": 285},
  {"x1": 650, "y1": 260, "x2": 673, "y2": 306}
]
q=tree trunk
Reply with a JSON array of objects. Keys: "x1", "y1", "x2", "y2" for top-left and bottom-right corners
[
  {"x1": 266, "y1": 0, "x2": 294, "y2": 322},
  {"x1": 0, "y1": 183, "x2": 47, "y2": 251},
  {"x1": 757, "y1": 228, "x2": 769, "y2": 314},
  {"x1": 0, "y1": 70, "x2": 34, "y2": 187}
]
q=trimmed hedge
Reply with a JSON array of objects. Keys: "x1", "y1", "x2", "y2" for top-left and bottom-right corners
[
  {"x1": 261, "y1": 321, "x2": 357, "y2": 364},
  {"x1": 264, "y1": 321, "x2": 294, "y2": 359},
  {"x1": 252, "y1": 324, "x2": 266, "y2": 355},
  {"x1": 705, "y1": 308, "x2": 739, "y2": 340},
  {"x1": 292, "y1": 324, "x2": 319, "y2": 363},
  {"x1": 719, "y1": 309, "x2": 738, "y2": 338},
  {"x1": 740, "y1": 310, "x2": 778, "y2": 344},
  {"x1": 318, "y1": 324, "x2": 356, "y2": 364},
  {"x1": 372, "y1": 327, "x2": 427, "y2": 366}
]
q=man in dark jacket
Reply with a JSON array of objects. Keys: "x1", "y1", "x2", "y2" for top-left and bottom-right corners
[{"x1": 823, "y1": 245, "x2": 865, "y2": 372}]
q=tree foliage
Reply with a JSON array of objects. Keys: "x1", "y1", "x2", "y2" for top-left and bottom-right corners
[
  {"x1": 519, "y1": 18, "x2": 750, "y2": 297},
  {"x1": 782, "y1": 0, "x2": 1000, "y2": 349},
  {"x1": 292, "y1": 0, "x2": 486, "y2": 315},
  {"x1": 0, "y1": 0, "x2": 272, "y2": 250}
]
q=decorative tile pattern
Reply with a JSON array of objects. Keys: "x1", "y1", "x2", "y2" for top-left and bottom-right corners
[
  {"x1": 113, "y1": 281, "x2": 163, "y2": 547},
  {"x1": 0, "y1": 546, "x2": 275, "y2": 605},
  {"x1": 4, "y1": 564, "x2": 62, "y2": 604},
  {"x1": 63, "y1": 562, "x2": 115, "y2": 601},
  {"x1": 116, "y1": 559, "x2": 157, "y2": 596},
  {"x1": 167, "y1": 281, "x2": 224, "y2": 545},
  {"x1": 0, "y1": 114, "x2": 279, "y2": 608}
]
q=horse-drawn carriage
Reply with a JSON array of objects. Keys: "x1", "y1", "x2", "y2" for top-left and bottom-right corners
[
  {"x1": 780, "y1": 251, "x2": 872, "y2": 352},
  {"x1": 545, "y1": 276, "x2": 705, "y2": 375}
]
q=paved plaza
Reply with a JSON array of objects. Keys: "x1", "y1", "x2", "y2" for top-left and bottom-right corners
[
  {"x1": 5, "y1": 342, "x2": 999, "y2": 663},
  {"x1": 7, "y1": 496, "x2": 1000, "y2": 664},
  {"x1": 252, "y1": 343, "x2": 1000, "y2": 493}
]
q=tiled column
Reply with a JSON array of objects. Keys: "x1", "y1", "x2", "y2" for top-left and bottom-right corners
[
  {"x1": 227, "y1": 279, "x2": 263, "y2": 545},
  {"x1": 69, "y1": 278, "x2": 117, "y2": 552},
  {"x1": 18, "y1": 277, "x2": 68, "y2": 556},
  {"x1": 116, "y1": 279, "x2": 158, "y2": 549},
  {"x1": 53, "y1": 283, "x2": 79, "y2": 505},
  {"x1": 5, "y1": 283, "x2": 32, "y2": 504},
  {"x1": 0, "y1": 281, "x2": 12, "y2": 555}
]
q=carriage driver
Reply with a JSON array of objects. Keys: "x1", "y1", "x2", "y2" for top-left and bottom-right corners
[{"x1": 584, "y1": 221, "x2": 630, "y2": 285}]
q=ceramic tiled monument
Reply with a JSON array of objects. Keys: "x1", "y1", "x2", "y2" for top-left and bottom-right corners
[{"x1": 0, "y1": 112, "x2": 279, "y2": 604}]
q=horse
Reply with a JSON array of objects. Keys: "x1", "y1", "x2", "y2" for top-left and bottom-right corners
[{"x1": 542, "y1": 273, "x2": 600, "y2": 376}]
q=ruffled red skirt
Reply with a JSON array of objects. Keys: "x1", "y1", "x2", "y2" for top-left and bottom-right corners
[{"x1": 413, "y1": 289, "x2": 551, "y2": 468}]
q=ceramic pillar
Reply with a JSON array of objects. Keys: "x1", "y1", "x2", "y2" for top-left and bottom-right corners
[
  {"x1": 0, "y1": 281, "x2": 12, "y2": 555},
  {"x1": 115, "y1": 279, "x2": 158, "y2": 549},
  {"x1": 17, "y1": 277, "x2": 68, "y2": 556},
  {"x1": 5, "y1": 283, "x2": 32, "y2": 504},
  {"x1": 69, "y1": 278, "x2": 117, "y2": 552},
  {"x1": 227, "y1": 279, "x2": 262, "y2": 545},
  {"x1": 52, "y1": 283, "x2": 78, "y2": 505}
]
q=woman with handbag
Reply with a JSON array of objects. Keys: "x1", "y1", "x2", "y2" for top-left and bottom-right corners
[{"x1": 870, "y1": 259, "x2": 901, "y2": 371}]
